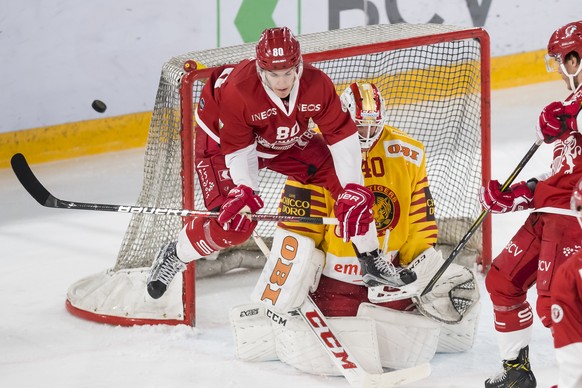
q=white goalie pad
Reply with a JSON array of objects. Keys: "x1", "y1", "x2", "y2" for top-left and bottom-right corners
[
  {"x1": 273, "y1": 312, "x2": 383, "y2": 376},
  {"x1": 413, "y1": 263, "x2": 480, "y2": 324},
  {"x1": 357, "y1": 303, "x2": 441, "y2": 370},
  {"x1": 66, "y1": 268, "x2": 183, "y2": 321},
  {"x1": 437, "y1": 301, "x2": 481, "y2": 353},
  {"x1": 368, "y1": 247, "x2": 444, "y2": 303},
  {"x1": 229, "y1": 303, "x2": 278, "y2": 362},
  {"x1": 250, "y1": 228, "x2": 324, "y2": 313}
]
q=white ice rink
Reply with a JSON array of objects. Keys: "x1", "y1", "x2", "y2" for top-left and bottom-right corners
[{"x1": 0, "y1": 81, "x2": 569, "y2": 387}]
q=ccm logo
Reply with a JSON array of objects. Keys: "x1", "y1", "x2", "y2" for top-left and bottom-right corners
[
  {"x1": 304, "y1": 309, "x2": 357, "y2": 369},
  {"x1": 259, "y1": 235, "x2": 298, "y2": 305}
]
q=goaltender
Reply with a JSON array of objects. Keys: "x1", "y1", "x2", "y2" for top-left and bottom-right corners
[{"x1": 230, "y1": 82, "x2": 481, "y2": 375}]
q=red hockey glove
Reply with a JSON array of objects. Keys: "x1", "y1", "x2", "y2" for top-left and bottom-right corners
[
  {"x1": 537, "y1": 100, "x2": 580, "y2": 143},
  {"x1": 334, "y1": 183, "x2": 375, "y2": 242},
  {"x1": 217, "y1": 185, "x2": 264, "y2": 232},
  {"x1": 479, "y1": 180, "x2": 534, "y2": 214}
]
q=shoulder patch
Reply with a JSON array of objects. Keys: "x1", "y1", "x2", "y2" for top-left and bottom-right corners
[{"x1": 382, "y1": 139, "x2": 424, "y2": 166}]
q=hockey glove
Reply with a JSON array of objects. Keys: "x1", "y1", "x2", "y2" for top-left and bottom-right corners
[
  {"x1": 537, "y1": 100, "x2": 581, "y2": 143},
  {"x1": 479, "y1": 180, "x2": 534, "y2": 214},
  {"x1": 217, "y1": 185, "x2": 264, "y2": 232},
  {"x1": 334, "y1": 183, "x2": 375, "y2": 242}
]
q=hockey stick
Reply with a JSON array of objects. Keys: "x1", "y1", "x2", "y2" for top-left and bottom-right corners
[
  {"x1": 10, "y1": 153, "x2": 338, "y2": 225},
  {"x1": 251, "y1": 232, "x2": 430, "y2": 387},
  {"x1": 421, "y1": 85, "x2": 582, "y2": 298},
  {"x1": 419, "y1": 138, "x2": 543, "y2": 298}
]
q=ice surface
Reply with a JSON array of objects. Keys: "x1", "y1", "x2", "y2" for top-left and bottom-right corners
[{"x1": 0, "y1": 81, "x2": 567, "y2": 387}]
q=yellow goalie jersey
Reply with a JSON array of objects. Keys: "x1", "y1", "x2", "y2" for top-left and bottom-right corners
[{"x1": 278, "y1": 125, "x2": 438, "y2": 285}]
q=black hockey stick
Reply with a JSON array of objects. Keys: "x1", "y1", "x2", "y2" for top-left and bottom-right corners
[
  {"x1": 420, "y1": 138, "x2": 543, "y2": 297},
  {"x1": 10, "y1": 153, "x2": 339, "y2": 225}
]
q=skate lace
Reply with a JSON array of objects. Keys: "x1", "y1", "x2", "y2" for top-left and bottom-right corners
[
  {"x1": 487, "y1": 360, "x2": 528, "y2": 384},
  {"x1": 374, "y1": 253, "x2": 398, "y2": 276},
  {"x1": 158, "y1": 254, "x2": 183, "y2": 285},
  {"x1": 487, "y1": 367, "x2": 507, "y2": 384}
]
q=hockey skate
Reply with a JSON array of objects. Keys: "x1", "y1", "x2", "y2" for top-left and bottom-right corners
[
  {"x1": 147, "y1": 242, "x2": 186, "y2": 299},
  {"x1": 356, "y1": 248, "x2": 417, "y2": 288},
  {"x1": 484, "y1": 346, "x2": 537, "y2": 388}
]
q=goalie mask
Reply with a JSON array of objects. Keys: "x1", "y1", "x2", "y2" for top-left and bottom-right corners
[
  {"x1": 545, "y1": 21, "x2": 582, "y2": 90},
  {"x1": 571, "y1": 177, "x2": 582, "y2": 230},
  {"x1": 340, "y1": 82, "x2": 386, "y2": 152}
]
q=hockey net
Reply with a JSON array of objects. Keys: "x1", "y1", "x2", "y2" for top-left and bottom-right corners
[{"x1": 65, "y1": 24, "x2": 490, "y2": 326}]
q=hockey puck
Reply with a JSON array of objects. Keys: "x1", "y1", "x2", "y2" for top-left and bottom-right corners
[{"x1": 91, "y1": 100, "x2": 107, "y2": 113}]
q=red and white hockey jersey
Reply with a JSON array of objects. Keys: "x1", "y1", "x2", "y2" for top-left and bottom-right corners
[
  {"x1": 194, "y1": 60, "x2": 360, "y2": 190},
  {"x1": 534, "y1": 131, "x2": 582, "y2": 209}
]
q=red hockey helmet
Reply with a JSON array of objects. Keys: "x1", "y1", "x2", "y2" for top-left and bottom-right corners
[
  {"x1": 571, "y1": 177, "x2": 582, "y2": 229},
  {"x1": 545, "y1": 21, "x2": 582, "y2": 72},
  {"x1": 256, "y1": 27, "x2": 301, "y2": 71}
]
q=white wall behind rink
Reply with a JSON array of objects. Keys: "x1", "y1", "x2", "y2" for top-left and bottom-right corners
[{"x1": 2, "y1": 0, "x2": 581, "y2": 134}]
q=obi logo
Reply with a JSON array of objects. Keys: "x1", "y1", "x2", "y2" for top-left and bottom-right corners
[
  {"x1": 383, "y1": 140, "x2": 423, "y2": 166},
  {"x1": 258, "y1": 235, "x2": 299, "y2": 306}
]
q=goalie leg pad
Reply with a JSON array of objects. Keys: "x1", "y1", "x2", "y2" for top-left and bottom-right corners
[
  {"x1": 437, "y1": 300, "x2": 482, "y2": 353},
  {"x1": 357, "y1": 302, "x2": 441, "y2": 370},
  {"x1": 273, "y1": 312, "x2": 383, "y2": 375},
  {"x1": 251, "y1": 228, "x2": 324, "y2": 313},
  {"x1": 229, "y1": 303, "x2": 278, "y2": 362},
  {"x1": 413, "y1": 262, "x2": 480, "y2": 324}
]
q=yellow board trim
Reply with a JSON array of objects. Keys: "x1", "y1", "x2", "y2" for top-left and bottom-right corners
[
  {"x1": 0, "y1": 49, "x2": 564, "y2": 169},
  {"x1": 0, "y1": 112, "x2": 151, "y2": 168}
]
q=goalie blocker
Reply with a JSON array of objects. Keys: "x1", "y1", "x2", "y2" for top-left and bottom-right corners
[{"x1": 231, "y1": 229, "x2": 480, "y2": 376}]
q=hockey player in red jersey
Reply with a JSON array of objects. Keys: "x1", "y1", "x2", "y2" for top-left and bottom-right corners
[
  {"x1": 549, "y1": 178, "x2": 582, "y2": 388},
  {"x1": 481, "y1": 21, "x2": 582, "y2": 388},
  {"x1": 228, "y1": 83, "x2": 481, "y2": 375},
  {"x1": 146, "y1": 27, "x2": 415, "y2": 299}
]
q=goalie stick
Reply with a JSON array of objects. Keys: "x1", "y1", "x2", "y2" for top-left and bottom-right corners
[
  {"x1": 251, "y1": 232, "x2": 431, "y2": 387},
  {"x1": 10, "y1": 153, "x2": 338, "y2": 225}
]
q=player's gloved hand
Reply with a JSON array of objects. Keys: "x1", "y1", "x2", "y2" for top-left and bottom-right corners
[
  {"x1": 537, "y1": 100, "x2": 581, "y2": 143},
  {"x1": 334, "y1": 183, "x2": 375, "y2": 242},
  {"x1": 218, "y1": 185, "x2": 264, "y2": 232},
  {"x1": 479, "y1": 180, "x2": 534, "y2": 214}
]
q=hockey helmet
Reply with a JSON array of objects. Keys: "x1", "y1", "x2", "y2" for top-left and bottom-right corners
[
  {"x1": 256, "y1": 27, "x2": 302, "y2": 71},
  {"x1": 340, "y1": 82, "x2": 386, "y2": 150},
  {"x1": 545, "y1": 21, "x2": 582, "y2": 72}
]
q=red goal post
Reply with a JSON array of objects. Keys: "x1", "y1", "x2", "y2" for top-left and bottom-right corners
[{"x1": 65, "y1": 24, "x2": 490, "y2": 327}]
